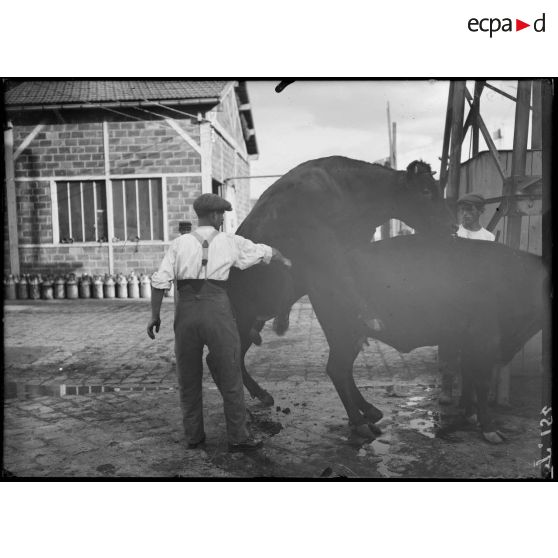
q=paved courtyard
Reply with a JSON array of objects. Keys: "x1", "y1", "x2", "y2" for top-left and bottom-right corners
[{"x1": 3, "y1": 297, "x2": 543, "y2": 478}]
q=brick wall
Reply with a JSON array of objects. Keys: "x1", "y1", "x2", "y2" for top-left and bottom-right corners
[
  {"x1": 109, "y1": 119, "x2": 200, "y2": 175},
  {"x1": 15, "y1": 181, "x2": 52, "y2": 244},
  {"x1": 233, "y1": 157, "x2": 252, "y2": 224},
  {"x1": 14, "y1": 123, "x2": 104, "y2": 178},
  {"x1": 166, "y1": 176, "x2": 202, "y2": 240},
  {"x1": 17, "y1": 243, "x2": 169, "y2": 277}
]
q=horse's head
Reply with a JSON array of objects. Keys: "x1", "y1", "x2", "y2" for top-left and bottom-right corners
[{"x1": 396, "y1": 160, "x2": 455, "y2": 236}]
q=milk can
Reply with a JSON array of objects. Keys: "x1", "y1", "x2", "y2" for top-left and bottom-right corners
[
  {"x1": 5, "y1": 274, "x2": 17, "y2": 300},
  {"x1": 103, "y1": 274, "x2": 115, "y2": 299},
  {"x1": 66, "y1": 273, "x2": 79, "y2": 299},
  {"x1": 139, "y1": 274, "x2": 151, "y2": 299},
  {"x1": 54, "y1": 276, "x2": 66, "y2": 299},
  {"x1": 79, "y1": 274, "x2": 92, "y2": 298},
  {"x1": 93, "y1": 275, "x2": 104, "y2": 299},
  {"x1": 42, "y1": 276, "x2": 54, "y2": 300},
  {"x1": 29, "y1": 275, "x2": 41, "y2": 300},
  {"x1": 17, "y1": 275, "x2": 29, "y2": 299},
  {"x1": 116, "y1": 273, "x2": 128, "y2": 298},
  {"x1": 127, "y1": 271, "x2": 140, "y2": 299}
]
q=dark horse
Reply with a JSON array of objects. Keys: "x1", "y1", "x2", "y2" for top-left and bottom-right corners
[
  {"x1": 228, "y1": 156, "x2": 455, "y2": 406},
  {"x1": 317, "y1": 235, "x2": 546, "y2": 443}
]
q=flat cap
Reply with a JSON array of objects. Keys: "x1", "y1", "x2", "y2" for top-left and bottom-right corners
[
  {"x1": 457, "y1": 193, "x2": 486, "y2": 207},
  {"x1": 193, "y1": 193, "x2": 232, "y2": 215}
]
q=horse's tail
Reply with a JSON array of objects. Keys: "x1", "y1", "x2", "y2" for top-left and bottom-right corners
[{"x1": 272, "y1": 308, "x2": 291, "y2": 336}]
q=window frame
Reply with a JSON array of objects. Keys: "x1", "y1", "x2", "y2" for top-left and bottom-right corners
[{"x1": 50, "y1": 175, "x2": 169, "y2": 245}]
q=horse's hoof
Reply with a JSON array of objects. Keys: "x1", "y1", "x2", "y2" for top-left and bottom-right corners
[
  {"x1": 482, "y1": 431, "x2": 506, "y2": 444},
  {"x1": 367, "y1": 422, "x2": 382, "y2": 437},
  {"x1": 363, "y1": 407, "x2": 383, "y2": 423},
  {"x1": 258, "y1": 391, "x2": 274, "y2": 407},
  {"x1": 351, "y1": 423, "x2": 379, "y2": 440}
]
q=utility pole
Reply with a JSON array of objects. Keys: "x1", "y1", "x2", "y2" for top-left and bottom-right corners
[{"x1": 381, "y1": 103, "x2": 397, "y2": 239}]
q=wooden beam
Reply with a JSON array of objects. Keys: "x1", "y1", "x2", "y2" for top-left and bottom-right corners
[
  {"x1": 13, "y1": 123, "x2": 45, "y2": 160},
  {"x1": 200, "y1": 121, "x2": 212, "y2": 195},
  {"x1": 531, "y1": 80, "x2": 542, "y2": 150},
  {"x1": 439, "y1": 81, "x2": 454, "y2": 189},
  {"x1": 464, "y1": 88, "x2": 506, "y2": 182},
  {"x1": 103, "y1": 121, "x2": 114, "y2": 274},
  {"x1": 472, "y1": 81, "x2": 485, "y2": 156},
  {"x1": 4, "y1": 122, "x2": 20, "y2": 275},
  {"x1": 484, "y1": 81, "x2": 533, "y2": 109},
  {"x1": 445, "y1": 81, "x2": 466, "y2": 200},
  {"x1": 505, "y1": 80, "x2": 531, "y2": 249},
  {"x1": 165, "y1": 119, "x2": 201, "y2": 154}
]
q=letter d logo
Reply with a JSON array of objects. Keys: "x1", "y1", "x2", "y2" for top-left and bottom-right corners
[{"x1": 534, "y1": 13, "x2": 546, "y2": 32}]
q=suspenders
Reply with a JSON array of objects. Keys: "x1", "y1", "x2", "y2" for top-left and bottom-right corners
[{"x1": 190, "y1": 229, "x2": 219, "y2": 280}]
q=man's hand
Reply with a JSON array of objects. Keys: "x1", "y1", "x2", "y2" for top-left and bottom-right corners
[
  {"x1": 147, "y1": 317, "x2": 161, "y2": 339},
  {"x1": 282, "y1": 257, "x2": 292, "y2": 268},
  {"x1": 271, "y1": 248, "x2": 292, "y2": 268}
]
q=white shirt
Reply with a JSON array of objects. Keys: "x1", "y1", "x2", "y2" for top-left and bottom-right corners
[
  {"x1": 151, "y1": 226, "x2": 273, "y2": 289},
  {"x1": 457, "y1": 224, "x2": 495, "y2": 241}
]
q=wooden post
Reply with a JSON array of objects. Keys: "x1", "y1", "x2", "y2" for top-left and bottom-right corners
[
  {"x1": 103, "y1": 121, "x2": 114, "y2": 274},
  {"x1": 445, "y1": 81, "x2": 466, "y2": 200},
  {"x1": 531, "y1": 80, "x2": 542, "y2": 150},
  {"x1": 506, "y1": 80, "x2": 531, "y2": 249},
  {"x1": 4, "y1": 121, "x2": 20, "y2": 275},
  {"x1": 539, "y1": 79, "x2": 552, "y2": 479},
  {"x1": 200, "y1": 121, "x2": 212, "y2": 195},
  {"x1": 439, "y1": 81, "x2": 454, "y2": 190},
  {"x1": 472, "y1": 81, "x2": 484, "y2": 157}
]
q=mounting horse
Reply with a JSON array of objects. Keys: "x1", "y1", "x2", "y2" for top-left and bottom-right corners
[{"x1": 227, "y1": 155, "x2": 455, "y2": 406}]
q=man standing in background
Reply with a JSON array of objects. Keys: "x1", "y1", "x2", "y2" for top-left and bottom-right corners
[{"x1": 439, "y1": 193, "x2": 496, "y2": 404}]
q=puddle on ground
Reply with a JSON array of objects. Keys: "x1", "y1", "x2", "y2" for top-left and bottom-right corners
[{"x1": 4, "y1": 381, "x2": 175, "y2": 400}]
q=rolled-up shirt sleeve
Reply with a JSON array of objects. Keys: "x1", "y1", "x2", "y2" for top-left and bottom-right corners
[
  {"x1": 151, "y1": 243, "x2": 176, "y2": 290},
  {"x1": 232, "y1": 235, "x2": 273, "y2": 270}
]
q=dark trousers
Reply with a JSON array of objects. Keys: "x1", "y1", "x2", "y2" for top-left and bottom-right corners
[{"x1": 174, "y1": 282, "x2": 249, "y2": 445}]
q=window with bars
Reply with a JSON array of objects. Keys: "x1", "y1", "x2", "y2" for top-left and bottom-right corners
[
  {"x1": 56, "y1": 178, "x2": 164, "y2": 243},
  {"x1": 57, "y1": 180, "x2": 108, "y2": 242},
  {"x1": 112, "y1": 178, "x2": 164, "y2": 241}
]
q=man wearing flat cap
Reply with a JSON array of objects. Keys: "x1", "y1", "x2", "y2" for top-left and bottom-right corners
[
  {"x1": 455, "y1": 193, "x2": 495, "y2": 241},
  {"x1": 147, "y1": 193, "x2": 291, "y2": 452},
  {"x1": 439, "y1": 192, "x2": 496, "y2": 404}
]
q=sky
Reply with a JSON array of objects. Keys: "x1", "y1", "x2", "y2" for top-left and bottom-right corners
[{"x1": 246, "y1": 80, "x2": 522, "y2": 199}]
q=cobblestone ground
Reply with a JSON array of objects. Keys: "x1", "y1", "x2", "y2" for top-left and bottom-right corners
[{"x1": 3, "y1": 298, "x2": 542, "y2": 478}]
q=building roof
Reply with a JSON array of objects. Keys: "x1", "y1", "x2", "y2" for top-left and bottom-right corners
[{"x1": 4, "y1": 80, "x2": 228, "y2": 108}]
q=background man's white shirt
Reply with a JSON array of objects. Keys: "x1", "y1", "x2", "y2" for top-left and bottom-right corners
[{"x1": 456, "y1": 224, "x2": 495, "y2": 241}]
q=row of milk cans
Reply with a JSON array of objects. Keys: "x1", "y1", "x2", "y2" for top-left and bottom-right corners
[{"x1": 3, "y1": 272, "x2": 161, "y2": 300}]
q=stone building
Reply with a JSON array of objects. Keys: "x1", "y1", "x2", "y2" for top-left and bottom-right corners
[{"x1": 4, "y1": 80, "x2": 258, "y2": 277}]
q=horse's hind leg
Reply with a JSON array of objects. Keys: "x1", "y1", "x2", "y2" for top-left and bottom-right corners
[{"x1": 237, "y1": 314, "x2": 275, "y2": 406}]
